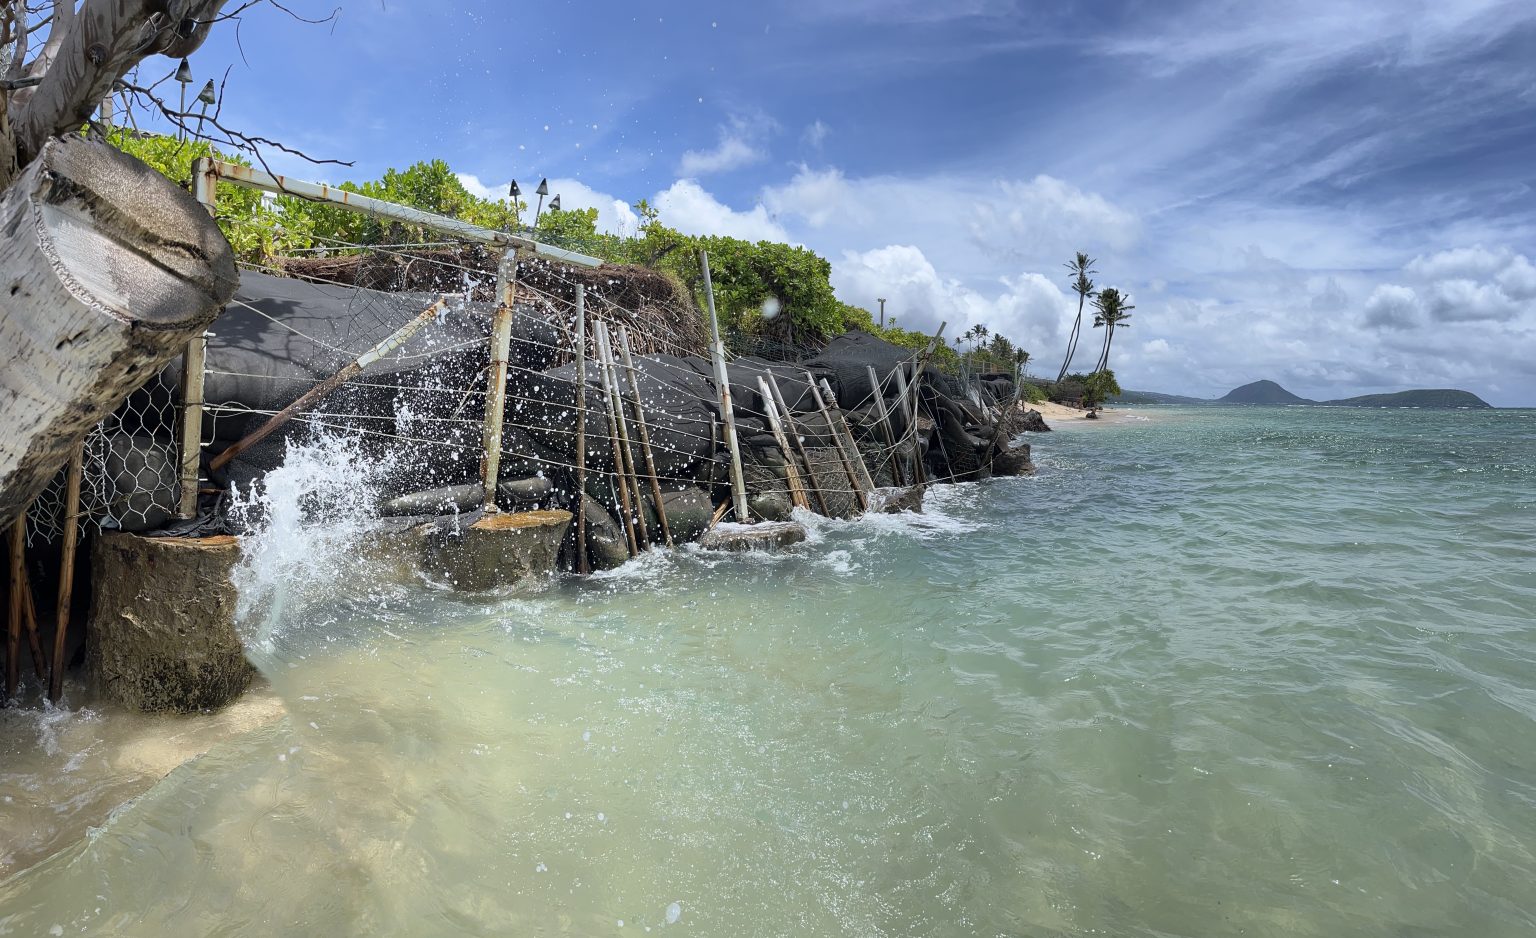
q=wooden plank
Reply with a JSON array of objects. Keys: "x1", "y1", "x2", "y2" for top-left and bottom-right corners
[
  {"x1": 700, "y1": 251, "x2": 750, "y2": 523},
  {"x1": 50, "y1": 445, "x2": 83, "y2": 702},
  {"x1": 758, "y1": 376, "x2": 810, "y2": 511}
]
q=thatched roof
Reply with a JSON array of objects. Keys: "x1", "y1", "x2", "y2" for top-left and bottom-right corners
[{"x1": 274, "y1": 247, "x2": 709, "y2": 357}]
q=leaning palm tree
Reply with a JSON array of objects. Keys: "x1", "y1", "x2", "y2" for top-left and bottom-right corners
[
  {"x1": 1056, "y1": 252, "x2": 1098, "y2": 384},
  {"x1": 1090, "y1": 287, "x2": 1135, "y2": 373}
]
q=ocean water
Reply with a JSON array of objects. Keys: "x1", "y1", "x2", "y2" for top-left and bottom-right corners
[{"x1": 2, "y1": 406, "x2": 1535, "y2": 936}]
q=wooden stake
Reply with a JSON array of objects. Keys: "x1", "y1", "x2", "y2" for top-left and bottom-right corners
[
  {"x1": 893, "y1": 364, "x2": 926, "y2": 485},
  {"x1": 178, "y1": 163, "x2": 217, "y2": 519},
  {"x1": 867, "y1": 366, "x2": 904, "y2": 486},
  {"x1": 823, "y1": 377, "x2": 876, "y2": 493},
  {"x1": 598, "y1": 327, "x2": 650, "y2": 548},
  {"x1": 806, "y1": 372, "x2": 869, "y2": 513},
  {"x1": 573, "y1": 286, "x2": 589, "y2": 575},
  {"x1": 7, "y1": 516, "x2": 23, "y2": 702},
  {"x1": 20, "y1": 563, "x2": 44, "y2": 680},
  {"x1": 700, "y1": 250, "x2": 750, "y2": 523},
  {"x1": 212, "y1": 297, "x2": 449, "y2": 473},
  {"x1": 594, "y1": 326, "x2": 639, "y2": 557},
  {"x1": 618, "y1": 325, "x2": 673, "y2": 547},
  {"x1": 50, "y1": 445, "x2": 82, "y2": 702},
  {"x1": 758, "y1": 376, "x2": 810, "y2": 511},
  {"x1": 481, "y1": 252, "x2": 519, "y2": 511},
  {"x1": 765, "y1": 373, "x2": 830, "y2": 516}
]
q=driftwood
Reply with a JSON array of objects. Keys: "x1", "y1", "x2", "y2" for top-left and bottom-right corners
[{"x1": 0, "y1": 135, "x2": 237, "y2": 530}]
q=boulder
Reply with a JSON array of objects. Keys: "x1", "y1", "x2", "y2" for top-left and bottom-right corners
[
  {"x1": 698, "y1": 521, "x2": 807, "y2": 552},
  {"x1": 578, "y1": 494, "x2": 631, "y2": 571},
  {"x1": 873, "y1": 485, "x2": 925, "y2": 514},
  {"x1": 658, "y1": 487, "x2": 715, "y2": 543},
  {"x1": 424, "y1": 509, "x2": 571, "y2": 591},
  {"x1": 87, "y1": 533, "x2": 253, "y2": 712}
]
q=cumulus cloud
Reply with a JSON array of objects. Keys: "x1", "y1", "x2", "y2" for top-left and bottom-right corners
[
  {"x1": 830, "y1": 243, "x2": 1073, "y2": 357},
  {"x1": 652, "y1": 180, "x2": 788, "y2": 242},
  {"x1": 1363, "y1": 245, "x2": 1534, "y2": 330},
  {"x1": 1362, "y1": 283, "x2": 1423, "y2": 329},
  {"x1": 678, "y1": 113, "x2": 776, "y2": 176},
  {"x1": 966, "y1": 176, "x2": 1140, "y2": 262}
]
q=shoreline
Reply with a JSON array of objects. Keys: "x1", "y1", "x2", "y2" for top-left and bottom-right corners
[{"x1": 1027, "y1": 401, "x2": 1144, "y2": 426}]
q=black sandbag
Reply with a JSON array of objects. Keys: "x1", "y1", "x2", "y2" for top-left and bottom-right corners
[{"x1": 800, "y1": 330, "x2": 913, "y2": 409}]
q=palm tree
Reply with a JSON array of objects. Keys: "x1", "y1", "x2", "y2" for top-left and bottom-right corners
[
  {"x1": 1056, "y1": 252, "x2": 1098, "y2": 384},
  {"x1": 1090, "y1": 287, "x2": 1135, "y2": 373}
]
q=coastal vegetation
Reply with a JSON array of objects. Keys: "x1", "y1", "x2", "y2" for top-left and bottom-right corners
[
  {"x1": 106, "y1": 133, "x2": 1034, "y2": 377},
  {"x1": 1047, "y1": 251, "x2": 1134, "y2": 409}
]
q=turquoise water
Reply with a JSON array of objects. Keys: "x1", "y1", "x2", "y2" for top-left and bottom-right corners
[{"x1": 3, "y1": 406, "x2": 1535, "y2": 936}]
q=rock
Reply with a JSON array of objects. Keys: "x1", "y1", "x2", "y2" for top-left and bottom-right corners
[
  {"x1": 87, "y1": 533, "x2": 253, "y2": 712},
  {"x1": 380, "y1": 482, "x2": 484, "y2": 517},
  {"x1": 659, "y1": 488, "x2": 715, "y2": 543},
  {"x1": 698, "y1": 521, "x2": 807, "y2": 552},
  {"x1": 1019, "y1": 408, "x2": 1051, "y2": 433},
  {"x1": 872, "y1": 485, "x2": 925, "y2": 513},
  {"x1": 424, "y1": 509, "x2": 572, "y2": 591},
  {"x1": 748, "y1": 491, "x2": 794, "y2": 522},
  {"x1": 992, "y1": 442, "x2": 1035, "y2": 476}
]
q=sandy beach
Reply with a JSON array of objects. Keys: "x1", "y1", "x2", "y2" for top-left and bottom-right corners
[{"x1": 1026, "y1": 401, "x2": 1144, "y2": 426}]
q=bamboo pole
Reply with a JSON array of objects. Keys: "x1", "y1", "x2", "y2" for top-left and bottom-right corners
[
  {"x1": 823, "y1": 377, "x2": 877, "y2": 493},
  {"x1": 594, "y1": 327, "x2": 639, "y2": 557},
  {"x1": 700, "y1": 251, "x2": 750, "y2": 523},
  {"x1": 50, "y1": 445, "x2": 82, "y2": 702},
  {"x1": 481, "y1": 252, "x2": 519, "y2": 511},
  {"x1": 20, "y1": 564, "x2": 44, "y2": 680},
  {"x1": 867, "y1": 366, "x2": 904, "y2": 486},
  {"x1": 766, "y1": 373, "x2": 830, "y2": 516},
  {"x1": 7, "y1": 516, "x2": 22, "y2": 701},
  {"x1": 758, "y1": 376, "x2": 810, "y2": 511},
  {"x1": 212, "y1": 297, "x2": 449, "y2": 472},
  {"x1": 806, "y1": 372, "x2": 869, "y2": 513},
  {"x1": 618, "y1": 325, "x2": 673, "y2": 547},
  {"x1": 598, "y1": 327, "x2": 650, "y2": 548},
  {"x1": 573, "y1": 285, "x2": 589, "y2": 575}
]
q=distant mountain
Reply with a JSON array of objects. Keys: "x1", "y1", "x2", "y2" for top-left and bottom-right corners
[
  {"x1": 1218, "y1": 380, "x2": 1315, "y2": 405},
  {"x1": 1111, "y1": 389, "x2": 1210, "y2": 405},
  {"x1": 1320, "y1": 389, "x2": 1492, "y2": 409},
  {"x1": 1108, "y1": 380, "x2": 1493, "y2": 409}
]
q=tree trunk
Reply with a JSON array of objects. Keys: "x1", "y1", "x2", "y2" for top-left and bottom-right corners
[{"x1": 0, "y1": 134, "x2": 237, "y2": 530}]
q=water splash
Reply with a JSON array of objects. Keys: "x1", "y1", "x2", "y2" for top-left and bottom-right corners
[{"x1": 229, "y1": 433, "x2": 396, "y2": 667}]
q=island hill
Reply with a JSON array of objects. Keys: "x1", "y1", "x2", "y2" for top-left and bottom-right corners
[{"x1": 1115, "y1": 379, "x2": 1492, "y2": 408}]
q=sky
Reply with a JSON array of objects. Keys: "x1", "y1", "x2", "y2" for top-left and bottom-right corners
[{"x1": 176, "y1": 0, "x2": 1536, "y2": 404}]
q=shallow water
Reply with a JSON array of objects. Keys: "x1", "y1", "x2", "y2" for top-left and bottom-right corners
[{"x1": 3, "y1": 406, "x2": 1535, "y2": 936}]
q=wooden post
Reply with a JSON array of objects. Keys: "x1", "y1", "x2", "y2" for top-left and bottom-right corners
[
  {"x1": 594, "y1": 326, "x2": 638, "y2": 557},
  {"x1": 481, "y1": 250, "x2": 519, "y2": 511},
  {"x1": 6, "y1": 516, "x2": 22, "y2": 702},
  {"x1": 50, "y1": 445, "x2": 82, "y2": 702},
  {"x1": 618, "y1": 325, "x2": 673, "y2": 547},
  {"x1": 573, "y1": 285, "x2": 589, "y2": 575},
  {"x1": 700, "y1": 251, "x2": 750, "y2": 523},
  {"x1": 758, "y1": 376, "x2": 810, "y2": 511},
  {"x1": 865, "y1": 366, "x2": 904, "y2": 486},
  {"x1": 821, "y1": 378, "x2": 876, "y2": 494},
  {"x1": 598, "y1": 327, "x2": 650, "y2": 548},
  {"x1": 766, "y1": 373, "x2": 830, "y2": 516},
  {"x1": 178, "y1": 159, "x2": 219, "y2": 518},
  {"x1": 20, "y1": 563, "x2": 45, "y2": 680},
  {"x1": 806, "y1": 372, "x2": 869, "y2": 513},
  {"x1": 893, "y1": 364, "x2": 926, "y2": 486},
  {"x1": 211, "y1": 298, "x2": 449, "y2": 472}
]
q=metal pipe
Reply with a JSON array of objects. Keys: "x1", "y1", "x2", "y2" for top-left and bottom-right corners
[{"x1": 197, "y1": 159, "x2": 602, "y2": 267}]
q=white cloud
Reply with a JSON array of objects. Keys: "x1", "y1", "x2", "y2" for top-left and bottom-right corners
[
  {"x1": 678, "y1": 113, "x2": 776, "y2": 176},
  {"x1": 802, "y1": 120, "x2": 830, "y2": 149},
  {"x1": 966, "y1": 176, "x2": 1140, "y2": 262},
  {"x1": 652, "y1": 180, "x2": 789, "y2": 243},
  {"x1": 1363, "y1": 283, "x2": 1423, "y2": 329},
  {"x1": 830, "y1": 244, "x2": 1074, "y2": 359}
]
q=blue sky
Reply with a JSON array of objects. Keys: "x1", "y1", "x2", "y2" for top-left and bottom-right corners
[{"x1": 178, "y1": 0, "x2": 1536, "y2": 404}]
